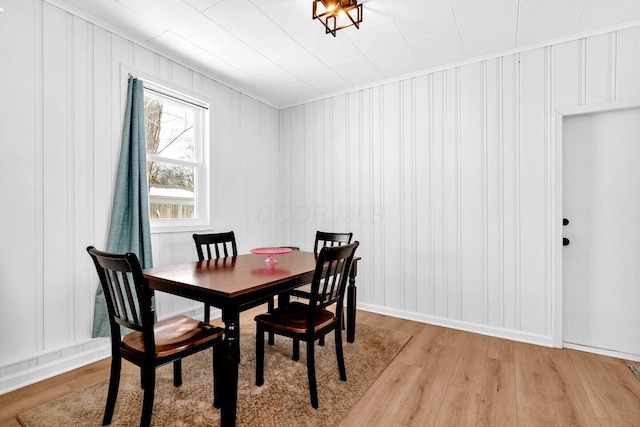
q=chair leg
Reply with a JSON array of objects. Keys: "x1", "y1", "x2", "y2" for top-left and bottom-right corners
[
  {"x1": 335, "y1": 326, "x2": 347, "y2": 381},
  {"x1": 306, "y1": 339, "x2": 319, "y2": 409},
  {"x1": 256, "y1": 325, "x2": 265, "y2": 386},
  {"x1": 292, "y1": 338, "x2": 300, "y2": 361},
  {"x1": 267, "y1": 298, "x2": 275, "y2": 345},
  {"x1": 173, "y1": 359, "x2": 182, "y2": 387},
  {"x1": 140, "y1": 367, "x2": 156, "y2": 427},
  {"x1": 102, "y1": 356, "x2": 121, "y2": 426}
]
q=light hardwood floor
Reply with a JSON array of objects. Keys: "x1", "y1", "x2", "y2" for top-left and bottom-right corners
[{"x1": 2, "y1": 306, "x2": 640, "y2": 426}]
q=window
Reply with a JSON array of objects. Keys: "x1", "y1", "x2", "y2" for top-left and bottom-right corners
[{"x1": 143, "y1": 82, "x2": 209, "y2": 230}]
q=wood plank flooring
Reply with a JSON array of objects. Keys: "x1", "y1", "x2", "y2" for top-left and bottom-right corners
[{"x1": 2, "y1": 307, "x2": 640, "y2": 426}]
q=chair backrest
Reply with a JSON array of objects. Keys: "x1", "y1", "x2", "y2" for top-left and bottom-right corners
[
  {"x1": 313, "y1": 231, "x2": 353, "y2": 255},
  {"x1": 87, "y1": 246, "x2": 154, "y2": 341},
  {"x1": 192, "y1": 231, "x2": 238, "y2": 261},
  {"x1": 308, "y1": 241, "x2": 359, "y2": 318}
]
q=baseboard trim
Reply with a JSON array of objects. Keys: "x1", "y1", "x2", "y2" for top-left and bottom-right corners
[
  {"x1": 357, "y1": 302, "x2": 555, "y2": 348},
  {"x1": 564, "y1": 342, "x2": 640, "y2": 362},
  {"x1": 0, "y1": 338, "x2": 111, "y2": 395},
  {"x1": 0, "y1": 306, "x2": 211, "y2": 396}
]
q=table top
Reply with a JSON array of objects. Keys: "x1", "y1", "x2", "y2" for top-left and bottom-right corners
[{"x1": 143, "y1": 250, "x2": 318, "y2": 301}]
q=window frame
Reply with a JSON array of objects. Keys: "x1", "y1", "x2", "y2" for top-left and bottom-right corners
[{"x1": 139, "y1": 77, "x2": 211, "y2": 233}]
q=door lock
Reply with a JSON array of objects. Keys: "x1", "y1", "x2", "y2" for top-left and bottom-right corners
[{"x1": 563, "y1": 218, "x2": 570, "y2": 245}]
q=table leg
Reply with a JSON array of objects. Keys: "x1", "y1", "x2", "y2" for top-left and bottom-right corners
[
  {"x1": 346, "y1": 262, "x2": 358, "y2": 343},
  {"x1": 220, "y1": 309, "x2": 240, "y2": 427}
]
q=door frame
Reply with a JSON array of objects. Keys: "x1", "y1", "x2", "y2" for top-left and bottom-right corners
[{"x1": 552, "y1": 96, "x2": 640, "y2": 349}]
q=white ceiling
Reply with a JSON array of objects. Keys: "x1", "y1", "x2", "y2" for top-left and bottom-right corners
[{"x1": 54, "y1": 0, "x2": 640, "y2": 108}]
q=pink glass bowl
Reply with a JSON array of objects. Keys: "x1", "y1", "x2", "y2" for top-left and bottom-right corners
[{"x1": 250, "y1": 247, "x2": 292, "y2": 270}]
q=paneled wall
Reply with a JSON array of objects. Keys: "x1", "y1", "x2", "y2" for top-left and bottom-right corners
[
  {"x1": 0, "y1": 0, "x2": 281, "y2": 392},
  {"x1": 2, "y1": 0, "x2": 640, "y2": 395},
  {"x1": 280, "y1": 27, "x2": 640, "y2": 343}
]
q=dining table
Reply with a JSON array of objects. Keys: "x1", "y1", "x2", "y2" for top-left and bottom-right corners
[{"x1": 143, "y1": 249, "x2": 360, "y2": 427}]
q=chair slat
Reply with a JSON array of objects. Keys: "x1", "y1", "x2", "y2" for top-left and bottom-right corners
[
  {"x1": 110, "y1": 271, "x2": 128, "y2": 323},
  {"x1": 121, "y1": 272, "x2": 140, "y2": 326}
]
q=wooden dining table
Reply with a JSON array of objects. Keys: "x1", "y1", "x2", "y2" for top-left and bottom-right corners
[{"x1": 143, "y1": 250, "x2": 360, "y2": 427}]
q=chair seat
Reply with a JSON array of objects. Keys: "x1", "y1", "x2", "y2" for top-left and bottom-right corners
[
  {"x1": 123, "y1": 315, "x2": 224, "y2": 358},
  {"x1": 255, "y1": 302, "x2": 334, "y2": 335}
]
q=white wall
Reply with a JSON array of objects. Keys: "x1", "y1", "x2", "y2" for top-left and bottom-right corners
[
  {"x1": 0, "y1": 0, "x2": 281, "y2": 392},
  {"x1": 279, "y1": 27, "x2": 640, "y2": 344}
]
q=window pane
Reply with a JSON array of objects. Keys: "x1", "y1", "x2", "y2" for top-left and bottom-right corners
[
  {"x1": 145, "y1": 95, "x2": 195, "y2": 161},
  {"x1": 148, "y1": 161, "x2": 195, "y2": 219},
  {"x1": 142, "y1": 82, "x2": 208, "y2": 229}
]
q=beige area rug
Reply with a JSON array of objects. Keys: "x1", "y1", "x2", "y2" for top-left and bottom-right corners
[
  {"x1": 628, "y1": 364, "x2": 640, "y2": 380},
  {"x1": 18, "y1": 323, "x2": 410, "y2": 427}
]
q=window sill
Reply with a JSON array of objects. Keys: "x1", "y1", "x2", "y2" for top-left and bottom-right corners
[{"x1": 150, "y1": 219, "x2": 211, "y2": 234}]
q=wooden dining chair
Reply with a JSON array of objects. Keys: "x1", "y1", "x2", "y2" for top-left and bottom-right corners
[
  {"x1": 87, "y1": 246, "x2": 224, "y2": 427},
  {"x1": 193, "y1": 231, "x2": 238, "y2": 323},
  {"x1": 289, "y1": 231, "x2": 353, "y2": 347},
  {"x1": 289, "y1": 231, "x2": 353, "y2": 301},
  {"x1": 254, "y1": 241, "x2": 359, "y2": 409}
]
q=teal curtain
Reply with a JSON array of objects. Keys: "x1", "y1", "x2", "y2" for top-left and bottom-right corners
[{"x1": 92, "y1": 76, "x2": 153, "y2": 337}]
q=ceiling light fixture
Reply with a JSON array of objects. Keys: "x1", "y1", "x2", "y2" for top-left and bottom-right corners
[{"x1": 313, "y1": 0, "x2": 363, "y2": 37}]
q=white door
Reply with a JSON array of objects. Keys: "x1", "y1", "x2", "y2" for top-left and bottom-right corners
[{"x1": 563, "y1": 106, "x2": 640, "y2": 360}]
